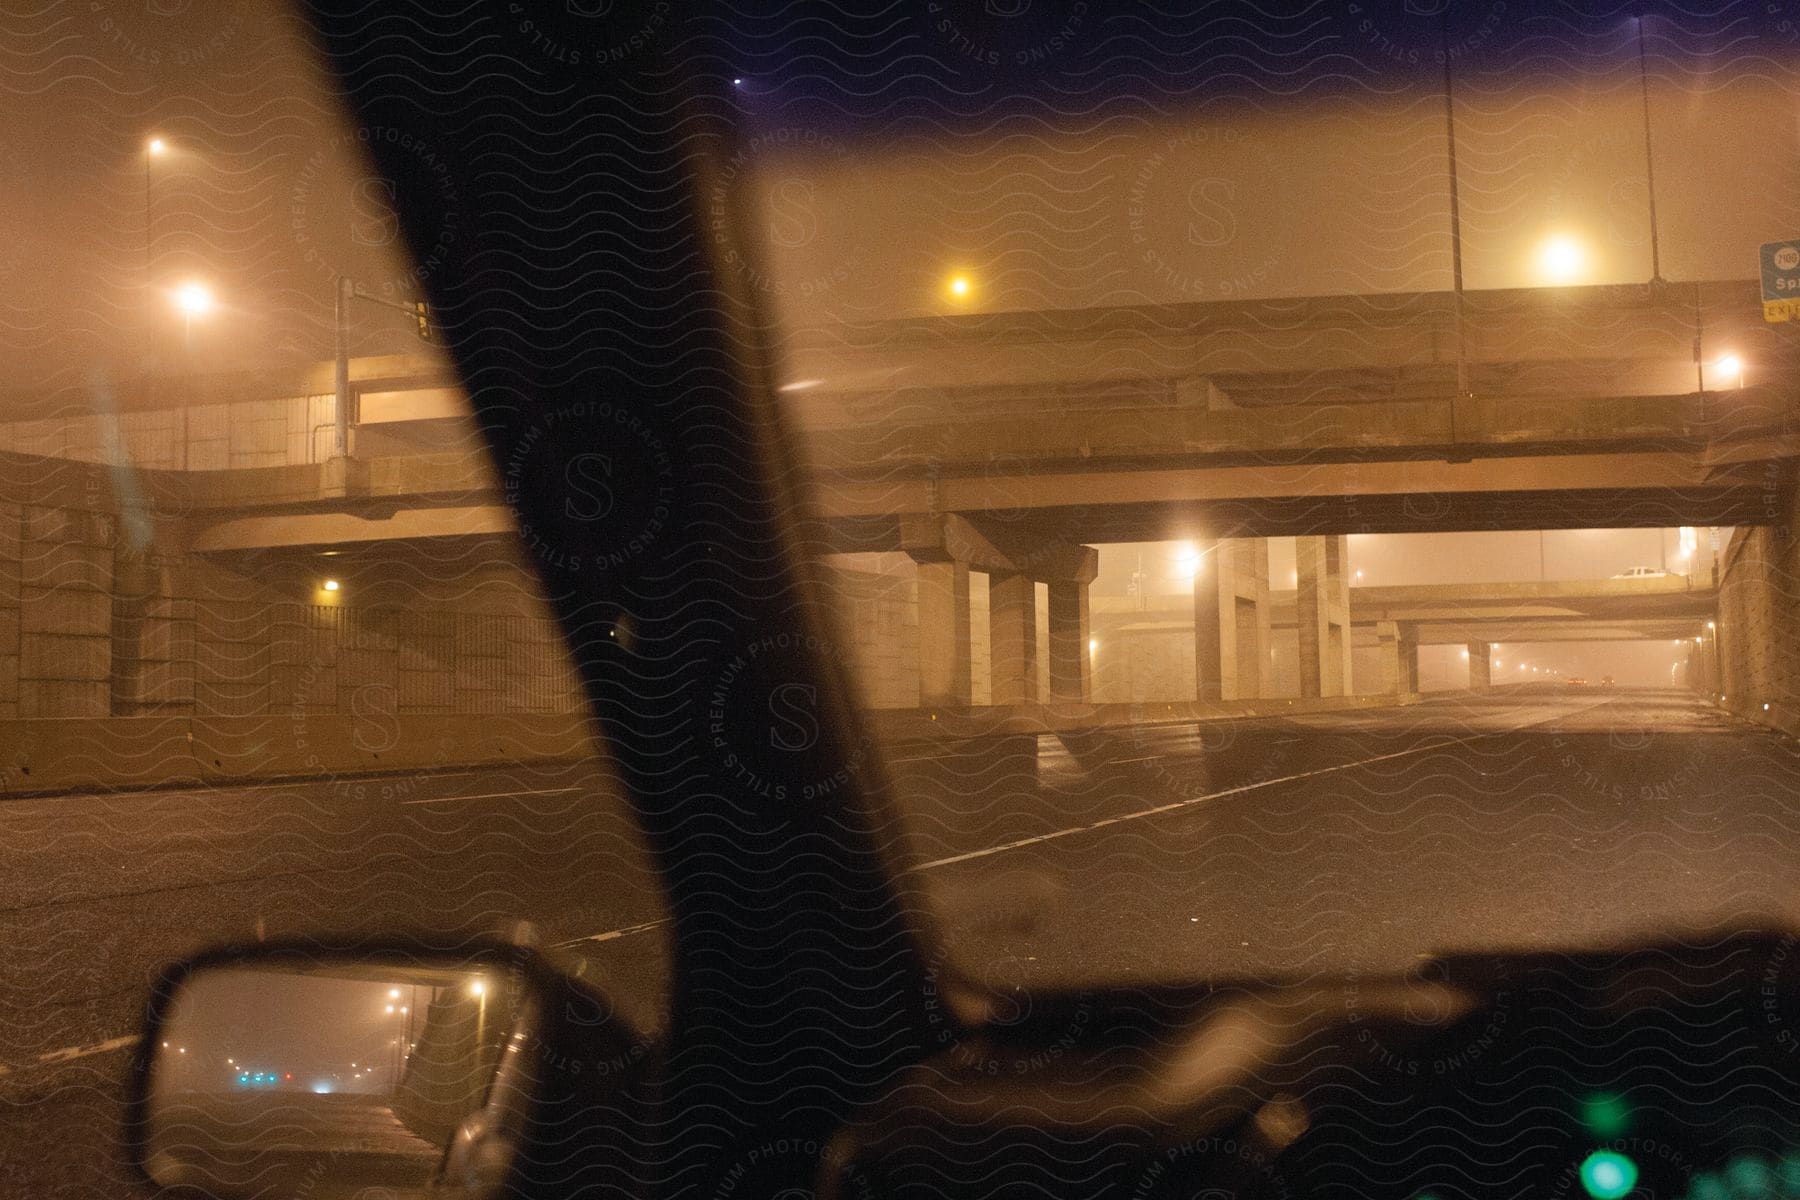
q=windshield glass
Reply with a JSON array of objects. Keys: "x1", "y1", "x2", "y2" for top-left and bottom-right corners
[
  {"x1": 0, "y1": 6, "x2": 666, "y2": 1191},
  {"x1": 734, "y1": 4, "x2": 1800, "y2": 985}
]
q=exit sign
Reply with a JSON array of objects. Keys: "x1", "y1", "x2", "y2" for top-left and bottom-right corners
[{"x1": 1760, "y1": 239, "x2": 1800, "y2": 321}]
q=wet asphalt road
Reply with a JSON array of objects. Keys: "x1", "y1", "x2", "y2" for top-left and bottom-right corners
[{"x1": 3, "y1": 687, "x2": 1796, "y2": 1194}]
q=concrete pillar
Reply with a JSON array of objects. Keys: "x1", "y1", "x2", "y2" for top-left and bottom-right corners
[
  {"x1": 1046, "y1": 578, "x2": 1091, "y2": 704},
  {"x1": 1195, "y1": 538, "x2": 1224, "y2": 702},
  {"x1": 111, "y1": 557, "x2": 196, "y2": 716},
  {"x1": 1375, "y1": 620, "x2": 1402, "y2": 694},
  {"x1": 1467, "y1": 640, "x2": 1492, "y2": 691},
  {"x1": 1296, "y1": 535, "x2": 1351, "y2": 698},
  {"x1": 1398, "y1": 623, "x2": 1420, "y2": 694},
  {"x1": 987, "y1": 570, "x2": 1037, "y2": 706},
  {"x1": 915, "y1": 558, "x2": 972, "y2": 708},
  {"x1": 1195, "y1": 538, "x2": 1271, "y2": 701},
  {"x1": 0, "y1": 502, "x2": 18, "y2": 719}
]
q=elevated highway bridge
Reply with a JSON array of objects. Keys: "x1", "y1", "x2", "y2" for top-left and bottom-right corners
[{"x1": 0, "y1": 281, "x2": 1779, "y2": 719}]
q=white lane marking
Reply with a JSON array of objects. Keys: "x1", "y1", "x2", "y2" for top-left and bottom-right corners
[
  {"x1": 400, "y1": 787, "x2": 582, "y2": 806},
  {"x1": 911, "y1": 699, "x2": 1614, "y2": 872},
  {"x1": 912, "y1": 738, "x2": 1467, "y2": 870},
  {"x1": 1107, "y1": 756, "x2": 1164, "y2": 765},
  {"x1": 0, "y1": 1034, "x2": 140, "y2": 1078},
  {"x1": 555, "y1": 917, "x2": 671, "y2": 948}
]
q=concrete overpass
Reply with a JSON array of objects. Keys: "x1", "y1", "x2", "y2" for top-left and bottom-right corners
[{"x1": 1, "y1": 281, "x2": 1777, "y2": 720}]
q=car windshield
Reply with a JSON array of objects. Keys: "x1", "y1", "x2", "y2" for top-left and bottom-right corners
[
  {"x1": 4, "y1": 2, "x2": 1800, "y2": 1192},
  {"x1": 729, "y1": 5, "x2": 1799, "y2": 986}
]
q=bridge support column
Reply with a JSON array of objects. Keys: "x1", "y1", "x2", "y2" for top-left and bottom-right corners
[
  {"x1": 1195, "y1": 538, "x2": 1271, "y2": 701},
  {"x1": 1375, "y1": 620, "x2": 1420, "y2": 695},
  {"x1": 1047, "y1": 577, "x2": 1093, "y2": 704},
  {"x1": 1467, "y1": 641, "x2": 1492, "y2": 691},
  {"x1": 914, "y1": 558, "x2": 972, "y2": 708},
  {"x1": 1375, "y1": 621, "x2": 1402, "y2": 694},
  {"x1": 987, "y1": 570, "x2": 1037, "y2": 706},
  {"x1": 1296, "y1": 535, "x2": 1351, "y2": 698}
]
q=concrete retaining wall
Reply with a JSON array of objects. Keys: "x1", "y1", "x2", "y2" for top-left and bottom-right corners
[
  {"x1": 0, "y1": 712, "x2": 599, "y2": 796},
  {"x1": 1716, "y1": 509, "x2": 1800, "y2": 739}
]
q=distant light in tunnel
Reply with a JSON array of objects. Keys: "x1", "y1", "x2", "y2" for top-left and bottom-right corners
[
  {"x1": 1535, "y1": 235, "x2": 1587, "y2": 284},
  {"x1": 945, "y1": 273, "x2": 974, "y2": 303},
  {"x1": 1089, "y1": 638, "x2": 1099, "y2": 654},
  {"x1": 1712, "y1": 354, "x2": 1744, "y2": 386},
  {"x1": 147, "y1": 136, "x2": 167, "y2": 156},
  {"x1": 322, "y1": 579, "x2": 339, "y2": 592},
  {"x1": 778, "y1": 379, "x2": 822, "y2": 393}
]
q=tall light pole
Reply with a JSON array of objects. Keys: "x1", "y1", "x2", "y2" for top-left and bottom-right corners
[{"x1": 145, "y1": 137, "x2": 167, "y2": 358}]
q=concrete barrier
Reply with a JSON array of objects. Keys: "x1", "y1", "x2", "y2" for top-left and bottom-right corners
[
  {"x1": 0, "y1": 713, "x2": 600, "y2": 796},
  {"x1": 866, "y1": 690, "x2": 1432, "y2": 746},
  {"x1": 2, "y1": 691, "x2": 1476, "y2": 798}
]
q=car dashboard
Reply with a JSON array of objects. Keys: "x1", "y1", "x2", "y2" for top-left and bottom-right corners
[{"x1": 824, "y1": 930, "x2": 1800, "y2": 1199}]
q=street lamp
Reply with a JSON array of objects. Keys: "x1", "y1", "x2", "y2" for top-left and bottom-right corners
[
  {"x1": 1534, "y1": 234, "x2": 1586, "y2": 284},
  {"x1": 1711, "y1": 353, "x2": 1744, "y2": 389},
  {"x1": 171, "y1": 281, "x2": 213, "y2": 352},
  {"x1": 173, "y1": 282, "x2": 212, "y2": 315}
]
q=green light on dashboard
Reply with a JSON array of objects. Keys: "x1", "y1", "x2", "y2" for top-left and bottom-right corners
[
  {"x1": 1580, "y1": 1150, "x2": 1639, "y2": 1200},
  {"x1": 1580, "y1": 1092, "x2": 1630, "y2": 1138}
]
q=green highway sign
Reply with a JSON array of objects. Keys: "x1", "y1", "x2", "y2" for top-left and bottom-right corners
[{"x1": 1760, "y1": 239, "x2": 1800, "y2": 321}]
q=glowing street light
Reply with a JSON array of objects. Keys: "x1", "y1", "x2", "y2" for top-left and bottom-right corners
[
  {"x1": 173, "y1": 282, "x2": 213, "y2": 315},
  {"x1": 1535, "y1": 234, "x2": 1586, "y2": 284},
  {"x1": 1173, "y1": 542, "x2": 1202, "y2": 580},
  {"x1": 944, "y1": 272, "x2": 975, "y2": 304},
  {"x1": 1710, "y1": 353, "x2": 1744, "y2": 389}
]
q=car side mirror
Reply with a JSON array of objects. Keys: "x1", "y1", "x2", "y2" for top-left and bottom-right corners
[{"x1": 123, "y1": 935, "x2": 654, "y2": 1200}]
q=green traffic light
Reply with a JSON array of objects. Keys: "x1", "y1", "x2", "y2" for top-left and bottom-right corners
[{"x1": 1580, "y1": 1150, "x2": 1638, "y2": 1200}]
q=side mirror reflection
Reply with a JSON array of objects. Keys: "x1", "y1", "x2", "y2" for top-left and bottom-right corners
[{"x1": 135, "y1": 950, "x2": 544, "y2": 1199}]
